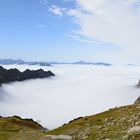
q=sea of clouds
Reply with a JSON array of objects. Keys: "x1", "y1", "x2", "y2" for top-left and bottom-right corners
[{"x1": 0, "y1": 64, "x2": 140, "y2": 129}]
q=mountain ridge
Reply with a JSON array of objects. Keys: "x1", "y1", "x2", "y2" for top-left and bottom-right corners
[
  {"x1": 0, "y1": 59, "x2": 112, "y2": 66},
  {"x1": 0, "y1": 66, "x2": 55, "y2": 85}
]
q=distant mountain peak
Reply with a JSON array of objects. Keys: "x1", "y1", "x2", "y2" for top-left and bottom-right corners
[{"x1": 0, "y1": 59, "x2": 112, "y2": 66}]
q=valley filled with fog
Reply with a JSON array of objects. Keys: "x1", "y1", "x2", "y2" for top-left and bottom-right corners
[{"x1": 0, "y1": 64, "x2": 140, "y2": 129}]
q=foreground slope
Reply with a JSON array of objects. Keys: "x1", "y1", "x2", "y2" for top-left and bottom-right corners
[
  {"x1": 46, "y1": 100, "x2": 140, "y2": 140},
  {"x1": 0, "y1": 116, "x2": 46, "y2": 140}
]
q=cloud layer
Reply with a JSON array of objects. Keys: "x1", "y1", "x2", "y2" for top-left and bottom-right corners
[{"x1": 0, "y1": 64, "x2": 140, "y2": 129}]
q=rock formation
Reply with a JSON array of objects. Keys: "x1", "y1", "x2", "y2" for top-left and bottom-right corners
[
  {"x1": 136, "y1": 80, "x2": 140, "y2": 87},
  {"x1": 0, "y1": 66, "x2": 55, "y2": 84},
  {"x1": 134, "y1": 96, "x2": 140, "y2": 104}
]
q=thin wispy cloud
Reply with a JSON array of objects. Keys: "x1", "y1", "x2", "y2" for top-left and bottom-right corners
[
  {"x1": 49, "y1": 5, "x2": 66, "y2": 16},
  {"x1": 64, "y1": 34, "x2": 100, "y2": 44}
]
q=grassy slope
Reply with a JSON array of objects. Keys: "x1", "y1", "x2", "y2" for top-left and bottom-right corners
[
  {"x1": 0, "y1": 116, "x2": 45, "y2": 140},
  {"x1": 46, "y1": 104, "x2": 140, "y2": 140},
  {"x1": 0, "y1": 104, "x2": 140, "y2": 140}
]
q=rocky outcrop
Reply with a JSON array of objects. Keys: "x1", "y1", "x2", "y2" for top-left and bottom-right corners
[
  {"x1": 20, "y1": 69, "x2": 55, "y2": 80},
  {"x1": 45, "y1": 135, "x2": 72, "y2": 140},
  {"x1": 134, "y1": 96, "x2": 140, "y2": 104},
  {"x1": 136, "y1": 80, "x2": 140, "y2": 87},
  {"x1": 0, "y1": 66, "x2": 55, "y2": 84}
]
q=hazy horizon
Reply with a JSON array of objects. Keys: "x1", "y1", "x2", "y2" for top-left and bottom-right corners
[{"x1": 0, "y1": 58, "x2": 139, "y2": 66}]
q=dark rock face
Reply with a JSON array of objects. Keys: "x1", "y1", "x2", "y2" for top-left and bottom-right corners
[
  {"x1": 0, "y1": 66, "x2": 55, "y2": 84},
  {"x1": 134, "y1": 96, "x2": 140, "y2": 104},
  {"x1": 136, "y1": 80, "x2": 140, "y2": 87}
]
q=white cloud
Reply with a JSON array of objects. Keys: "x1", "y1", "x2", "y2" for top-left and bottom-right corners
[
  {"x1": 49, "y1": 5, "x2": 66, "y2": 16},
  {"x1": 67, "y1": 0, "x2": 140, "y2": 63},
  {"x1": 0, "y1": 65, "x2": 140, "y2": 129},
  {"x1": 45, "y1": 0, "x2": 140, "y2": 63}
]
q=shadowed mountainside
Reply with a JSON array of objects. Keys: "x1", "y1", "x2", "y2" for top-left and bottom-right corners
[{"x1": 0, "y1": 66, "x2": 55, "y2": 84}]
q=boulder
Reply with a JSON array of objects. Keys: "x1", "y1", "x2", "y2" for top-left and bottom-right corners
[{"x1": 45, "y1": 135, "x2": 72, "y2": 140}]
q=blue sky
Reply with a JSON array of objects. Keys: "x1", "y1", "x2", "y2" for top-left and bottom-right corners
[{"x1": 0, "y1": 0, "x2": 140, "y2": 64}]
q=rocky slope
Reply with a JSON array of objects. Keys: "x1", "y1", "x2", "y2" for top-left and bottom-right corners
[{"x1": 0, "y1": 66, "x2": 55, "y2": 84}]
